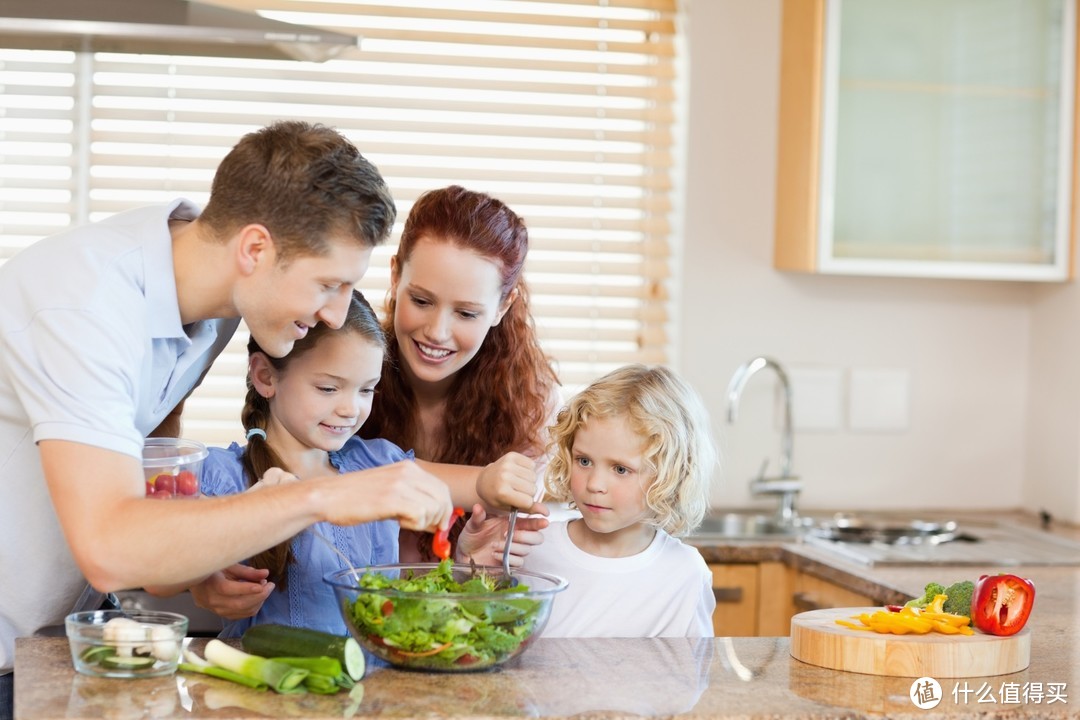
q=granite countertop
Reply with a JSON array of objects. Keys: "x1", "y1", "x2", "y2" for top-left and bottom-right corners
[{"x1": 14, "y1": 508, "x2": 1080, "y2": 719}]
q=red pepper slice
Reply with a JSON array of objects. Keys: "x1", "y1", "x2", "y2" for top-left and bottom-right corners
[
  {"x1": 432, "y1": 507, "x2": 465, "y2": 560},
  {"x1": 971, "y1": 573, "x2": 1035, "y2": 636}
]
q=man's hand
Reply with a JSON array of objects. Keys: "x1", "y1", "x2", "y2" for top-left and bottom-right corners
[
  {"x1": 189, "y1": 564, "x2": 275, "y2": 620},
  {"x1": 322, "y1": 460, "x2": 454, "y2": 533},
  {"x1": 476, "y1": 452, "x2": 545, "y2": 514},
  {"x1": 455, "y1": 504, "x2": 549, "y2": 567}
]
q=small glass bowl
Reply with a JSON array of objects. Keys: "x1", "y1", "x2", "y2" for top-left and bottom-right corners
[
  {"x1": 143, "y1": 438, "x2": 207, "y2": 499},
  {"x1": 66, "y1": 610, "x2": 188, "y2": 678}
]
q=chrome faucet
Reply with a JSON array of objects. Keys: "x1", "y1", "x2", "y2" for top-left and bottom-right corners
[{"x1": 726, "y1": 356, "x2": 802, "y2": 525}]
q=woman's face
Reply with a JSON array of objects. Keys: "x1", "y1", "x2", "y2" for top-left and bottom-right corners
[{"x1": 390, "y1": 236, "x2": 511, "y2": 395}]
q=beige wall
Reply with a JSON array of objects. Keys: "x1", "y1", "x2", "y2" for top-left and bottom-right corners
[{"x1": 678, "y1": 0, "x2": 1072, "y2": 518}]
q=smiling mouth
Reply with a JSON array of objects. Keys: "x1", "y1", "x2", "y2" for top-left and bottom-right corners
[{"x1": 415, "y1": 340, "x2": 452, "y2": 360}]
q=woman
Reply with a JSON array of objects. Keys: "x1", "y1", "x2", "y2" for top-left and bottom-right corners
[{"x1": 361, "y1": 185, "x2": 561, "y2": 560}]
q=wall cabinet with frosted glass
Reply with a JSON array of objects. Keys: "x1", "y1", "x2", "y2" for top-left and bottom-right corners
[{"x1": 774, "y1": 0, "x2": 1079, "y2": 281}]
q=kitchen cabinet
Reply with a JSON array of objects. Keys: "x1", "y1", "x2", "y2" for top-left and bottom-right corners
[
  {"x1": 709, "y1": 562, "x2": 795, "y2": 636},
  {"x1": 709, "y1": 562, "x2": 876, "y2": 636},
  {"x1": 774, "y1": 0, "x2": 1080, "y2": 281},
  {"x1": 790, "y1": 568, "x2": 874, "y2": 613}
]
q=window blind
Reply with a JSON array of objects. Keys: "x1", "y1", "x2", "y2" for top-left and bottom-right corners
[{"x1": 0, "y1": 0, "x2": 679, "y2": 446}]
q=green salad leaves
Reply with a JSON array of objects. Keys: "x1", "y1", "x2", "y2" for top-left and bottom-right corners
[{"x1": 345, "y1": 560, "x2": 544, "y2": 671}]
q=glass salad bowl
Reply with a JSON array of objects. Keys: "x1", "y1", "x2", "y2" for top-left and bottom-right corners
[{"x1": 326, "y1": 561, "x2": 567, "y2": 672}]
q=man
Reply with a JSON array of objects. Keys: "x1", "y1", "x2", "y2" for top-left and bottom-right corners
[{"x1": 0, "y1": 121, "x2": 455, "y2": 717}]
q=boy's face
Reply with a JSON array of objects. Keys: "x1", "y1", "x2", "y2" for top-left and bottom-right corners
[
  {"x1": 568, "y1": 413, "x2": 656, "y2": 540},
  {"x1": 241, "y1": 238, "x2": 373, "y2": 358}
]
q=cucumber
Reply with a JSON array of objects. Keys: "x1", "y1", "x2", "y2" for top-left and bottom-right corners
[
  {"x1": 80, "y1": 645, "x2": 116, "y2": 664},
  {"x1": 241, "y1": 625, "x2": 365, "y2": 681},
  {"x1": 101, "y1": 655, "x2": 156, "y2": 670}
]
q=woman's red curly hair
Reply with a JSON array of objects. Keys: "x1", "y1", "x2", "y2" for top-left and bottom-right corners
[{"x1": 361, "y1": 185, "x2": 559, "y2": 467}]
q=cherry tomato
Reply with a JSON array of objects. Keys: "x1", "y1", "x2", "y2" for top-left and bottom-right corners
[
  {"x1": 145, "y1": 481, "x2": 154, "y2": 496},
  {"x1": 381, "y1": 600, "x2": 394, "y2": 617},
  {"x1": 154, "y1": 473, "x2": 177, "y2": 494},
  {"x1": 972, "y1": 573, "x2": 1035, "y2": 636},
  {"x1": 176, "y1": 470, "x2": 199, "y2": 496}
]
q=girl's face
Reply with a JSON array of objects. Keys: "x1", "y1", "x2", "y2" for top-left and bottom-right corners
[
  {"x1": 568, "y1": 413, "x2": 657, "y2": 544},
  {"x1": 390, "y1": 236, "x2": 512, "y2": 395},
  {"x1": 257, "y1": 331, "x2": 383, "y2": 453}
]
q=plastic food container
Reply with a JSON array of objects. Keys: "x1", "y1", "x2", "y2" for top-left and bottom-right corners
[
  {"x1": 66, "y1": 610, "x2": 189, "y2": 678},
  {"x1": 327, "y1": 563, "x2": 567, "y2": 672},
  {"x1": 142, "y1": 437, "x2": 207, "y2": 499}
]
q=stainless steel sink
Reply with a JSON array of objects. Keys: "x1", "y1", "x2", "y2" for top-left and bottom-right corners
[
  {"x1": 691, "y1": 510, "x2": 954, "y2": 543},
  {"x1": 692, "y1": 511, "x2": 814, "y2": 539}
]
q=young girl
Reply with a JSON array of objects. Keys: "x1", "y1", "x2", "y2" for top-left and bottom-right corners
[
  {"x1": 522, "y1": 364, "x2": 719, "y2": 638},
  {"x1": 192, "y1": 291, "x2": 512, "y2": 636},
  {"x1": 360, "y1": 185, "x2": 561, "y2": 561}
]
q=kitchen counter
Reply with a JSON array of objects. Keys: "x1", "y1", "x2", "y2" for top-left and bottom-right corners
[{"x1": 14, "y1": 509, "x2": 1080, "y2": 719}]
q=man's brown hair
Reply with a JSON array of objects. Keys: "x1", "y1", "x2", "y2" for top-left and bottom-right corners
[{"x1": 200, "y1": 120, "x2": 396, "y2": 260}]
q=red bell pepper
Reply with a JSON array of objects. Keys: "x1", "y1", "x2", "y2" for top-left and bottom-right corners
[
  {"x1": 971, "y1": 573, "x2": 1035, "y2": 636},
  {"x1": 432, "y1": 507, "x2": 465, "y2": 560}
]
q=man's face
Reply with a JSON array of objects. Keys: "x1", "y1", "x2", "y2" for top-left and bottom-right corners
[{"x1": 240, "y1": 238, "x2": 373, "y2": 358}]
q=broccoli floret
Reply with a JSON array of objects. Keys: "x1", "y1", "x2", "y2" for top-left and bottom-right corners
[
  {"x1": 904, "y1": 582, "x2": 946, "y2": 609},
  {"x1": 941, "y1": 580, "x2": 975, "y2": 618}
]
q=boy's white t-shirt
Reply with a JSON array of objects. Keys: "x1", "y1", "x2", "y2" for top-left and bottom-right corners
[{"x1": 523, "y1": 519, "x2": 715, "y2": 638}]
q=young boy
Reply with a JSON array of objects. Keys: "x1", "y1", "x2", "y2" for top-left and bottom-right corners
[{"x1": 0, "y1": 121, "x2": 455, "y2": 708}]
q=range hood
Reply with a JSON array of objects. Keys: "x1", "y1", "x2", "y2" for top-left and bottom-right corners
[{"x1": 0, "y1": 0, "x2": 360, "y2": 62}]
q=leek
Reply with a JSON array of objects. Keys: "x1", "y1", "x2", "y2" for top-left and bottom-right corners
[
  {"x1": 178, "y1": 662, "x2": 268, "y2": 691},
  {"x1": 204, "y1": 640, "x2": 309, "y2": 693}
]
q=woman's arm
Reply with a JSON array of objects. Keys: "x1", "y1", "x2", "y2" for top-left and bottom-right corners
[{"x1": 417, "y1": 453, "x2": 546, "y2": 514}]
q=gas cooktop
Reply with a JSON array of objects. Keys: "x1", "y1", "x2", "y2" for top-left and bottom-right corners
[{"x1": 804, "y1": 520, "x2": 1080, "y2": 566}]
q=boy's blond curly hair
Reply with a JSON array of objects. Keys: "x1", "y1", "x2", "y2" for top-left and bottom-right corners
[{"x1": 545, "y1": 364, "x2": 719, "y2": 537}]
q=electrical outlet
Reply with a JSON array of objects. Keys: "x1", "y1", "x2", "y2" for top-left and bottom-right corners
[
  {"x1": 787, "y1": 367, "x2": 843, "y2": 431},
  {"x1": 848, "y1": 369, "x2": 909, "y2": 431}
]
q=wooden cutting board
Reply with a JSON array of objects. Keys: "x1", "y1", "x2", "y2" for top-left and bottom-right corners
[{"x1": 790, "y1": 607, "x2": 1030, "y2": 677}]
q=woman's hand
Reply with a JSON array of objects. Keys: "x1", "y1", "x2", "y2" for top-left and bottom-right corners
[
  {"x1": 476, "y1": 452, "x2": 545, "y2": 513},
  {"x1": 454, "y1": 503, "x2": 549, "y2": 567},
  {"x1": 189, "y1": 564, "x2": 275, "y2": 620}
]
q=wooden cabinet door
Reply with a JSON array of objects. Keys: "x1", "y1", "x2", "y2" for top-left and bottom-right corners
[
  {"x1": 709, "y1": 564, "x2": 759, "y2": 637},
  {"x1": 792, "y1": 571, "x2": 874, "y2": 613}
]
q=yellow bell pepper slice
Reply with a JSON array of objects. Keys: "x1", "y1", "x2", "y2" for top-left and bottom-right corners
[{"x1": 836, "y1": 602, "x2": 973, "y2": 636}]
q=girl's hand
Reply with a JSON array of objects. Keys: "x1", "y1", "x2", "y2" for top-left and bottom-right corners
[
  {"x1": 454, "y1": 503, "x2": 549, "y2": 567},
  {"x1": 189, "y1": 564, "x2": 275, "y2": 620},
  {"x1": 249, "y1": 467, "x2": 300, "y2": 492},
  {"x1": 476, "y1": 452, "x2": 545, "y2": 513}
]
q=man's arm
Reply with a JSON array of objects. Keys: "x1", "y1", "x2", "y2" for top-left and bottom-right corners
[{"x1": 40, "y1": 440, "x2": 453, "y2": 592}]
